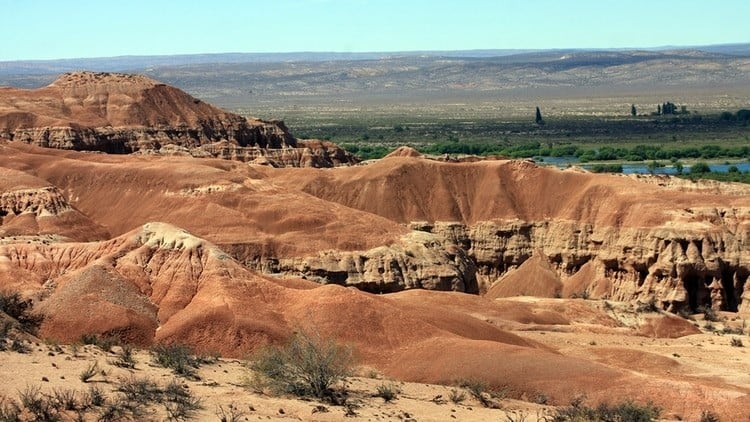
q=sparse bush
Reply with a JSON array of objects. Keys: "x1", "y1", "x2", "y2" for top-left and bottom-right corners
[
  {"x1": 723, "y1": 325, "x2": 744, "y2": 335},
  {"x1": 111, "y1": 344, "x2": 137, "y2": 369},
  {"x1": 116, "y1": 376, "x2": 160, "y2": 405},
  {"x1": 552, "y1": 399, "x2": 661, "y2": 422},
  {"x1": 0, "y1": 320, "x2": 13, "y2": 339},
  {"x1": 456, "y1": 378, "x2": 499, "y2": 408},
  {"x1": 730, "y1": 337, "x2": 743, "y2": 347},
  {"x1": 113, "y1": 376, "x2": 202, "y2": 421},
  {"x1": 18, "y1": 385, "x2": 43, "y2": 412},
  {"x1": 700, "y1": 306, "x2": 721, "y2": 322},
  {"x1": 151, "y1": 344, "x2": 201, "y2": 379},
  {"x1": 0, "y1": 291, "x2": 44, "y2": 334},
  {"x1": 458, "y1": 378, "x2": 487, "y2": 400},
  {"x1": 449, "y1": 388, "x2": 466, "y2": 404},
  {"x1": 18, "y1": 385, "x2": 59, "y2": 422},
  {"x1": 250, "y1": 329, "x2": 354, "y2": 401},
  {"x1": 162, "y1": 379, "x2": 203, "y2": 421},
  {"x1": 676, "y1": 307, "x2": 694, "y2": 320},
  {"x1": 98, "y1": 398, "x2": 136, "y2": 422},
  {"x1": 52, "y1": 388, "x2": 79, "y2": 411},
  {"x1": 79, "y1": 333, "x2": 119, "y2": 353},
  {"x1": 374, "y1": 383, "x2": 401, "y2": 402},
  {"x1": 215, "y1": 402, "x2": 247, "y2": 422},
  {"x1": 0, "y1": 396, "x2": 21, "y2": 422},
  {"x1": 83, "y1": 385, "x2": 107, "y2": 408},
  {"x1": 534, "y1": 392, "x2": 549, "y2": 405},
  {"x1": 80, "y1": 361, "x2": 99, "y2": 383}
]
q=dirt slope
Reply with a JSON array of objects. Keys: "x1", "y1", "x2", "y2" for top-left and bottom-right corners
[{"x1": 263, "y1": 155, "x2": 749, "y2": 227}]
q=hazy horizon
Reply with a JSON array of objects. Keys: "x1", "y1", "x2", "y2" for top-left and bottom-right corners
[
  {"x1": 1, "y1": 0, "x2": 748, "y2": 61},
  {"x1": 3, "y1": 42, "x2": 750, "y2": 64}
]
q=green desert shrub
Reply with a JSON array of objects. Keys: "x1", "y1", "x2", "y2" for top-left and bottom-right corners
[
  {"x1": 553, "y1": 398, "x2": 661, "y2": 422},
  {"x1": 690, "y1": 162, "x2": 712, "y2": 174},
  {"x1": 111, "y1": 344, "x2": 137, "y2": 369},
  {"x1": 79, "y1": 361, "x2": 99, "y2": 383},
  {"x1": 114, "y1": 376, "x2": 202, "y2": 420},
  {"x1": 0, "y1": 291, "x2": 43, "y2": 334},
  {"x1": 374, "y1": 383, "x2": 401, "y2": 402},
  {"x1": 215, "y1": 402, "x2": 247, "y2": 422},
  {"x1": 250, "y1": 329, "x2": 354, "y2": 401},
  {"x1": 79, "y1": 333, "x2": 119, "y2": 352},
  {"x1": 151, "y1": 344, "x2": 201, "y2": 379},
  {"x1": 0, "y1": 395, "x2": 21, "y2": 422}
]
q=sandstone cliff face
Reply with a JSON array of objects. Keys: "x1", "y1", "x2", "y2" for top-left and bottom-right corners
[
  {"x1": 148, "y1": 139, "x2": 358, "y2": 168},
  {"x1": 0, "y1": 72, "x2": 357, "y2": 167},
  {"x1": 0, "y1": 186, "x2": 72, "y2": 218},
  {"x1": 0, "y1": 168, "x2": 109, "y2": 241},
  {"x1": 253, "y1": 214, "x2": 749, "y2": 313},
  {"x1": 261, "y1": 231, "x2": 478, "y2": 293},
  {"x1": 2, "y1": 144, "x2": 748, "y2": 314},
  {"x1": 247, "y1": 157, "x2": 750, "y2": 313},
  {"x1": 420, "y1": 216, "x2": 749, "y2": 313}
]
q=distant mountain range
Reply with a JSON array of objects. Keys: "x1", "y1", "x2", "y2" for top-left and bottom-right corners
[{"x1": 1, "y1": 44, "x2": 749, "y2": 108}]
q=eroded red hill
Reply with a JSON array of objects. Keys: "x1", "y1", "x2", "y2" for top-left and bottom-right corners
[{"x1": 0, "y1": 72, "x2": 357, "y2": 167}]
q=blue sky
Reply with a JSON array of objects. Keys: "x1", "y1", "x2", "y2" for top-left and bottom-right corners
[{"x1": 1, "y1": 0, "x2": 748, "y2": 61}]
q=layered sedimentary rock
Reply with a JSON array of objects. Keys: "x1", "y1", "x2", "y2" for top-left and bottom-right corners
[
  {"x1": 254, "y1": 157, "x2": 750, "y2": 313},
  {"x1": 0, "y1": 168, "x2": 109, "y2": 241},
  {"x1": 267, "y1": 230, "x2": 478, "y2": 293},
  {"x1": 2, "y1": 142, "x2": 750, "y2": 313},
  {"x1": 0, "y1": 186, "x2": 71, "y2": 218},
  {"x1": 150, "y1": 139, "x2": 357, "y2": 168},
  {"x1": 249, "y1": 215, "x2": 749, "y2": 313},
  {"x1": 416, "y1": 218, "x2": 750, "y2": 312},
  {"x1": 0, "y1": 71, "x2": 357, "y2": 167}
]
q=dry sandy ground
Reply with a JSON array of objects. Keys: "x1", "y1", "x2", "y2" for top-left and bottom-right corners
[
  {"x1": 2, "y1": 299, "x2": 749, "y2": 421},
  {"x1": 0, "y1": 343, "x2": 552, "y2": 421}
]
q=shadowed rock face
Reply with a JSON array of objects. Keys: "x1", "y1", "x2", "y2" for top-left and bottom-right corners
[{"x1": 0, "y1": 71, "x2": 358, "y2": 167}]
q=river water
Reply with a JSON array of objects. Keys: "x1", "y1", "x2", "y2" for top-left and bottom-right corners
[{"x1": 537, "y1": 157, "x2": 750, "y2": 175}]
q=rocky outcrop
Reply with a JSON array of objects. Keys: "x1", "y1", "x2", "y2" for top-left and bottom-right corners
[
  {"x1": 244, "y1": 211, "x2": 748, "y2": 310},
  {"x1": 0, "y1": 186, "x2": 72, "y2": 217},
  {"x1": 259, "y1": 231, "x2": 477, "y2": 293},
  {"x1": 0, "y1": 71, "x2": 357, "y2": 167},
  {"x1": 148, "y1": 139, "x2": 358, "y2": 168},
  {"x1": 0, "y1": 169, "x2": 109, "y2": 241},
  {"x1": 411, "y1": 217, "x2": 750, "y2": 313}
]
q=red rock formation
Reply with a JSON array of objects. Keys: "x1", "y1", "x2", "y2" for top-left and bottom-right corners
[
  {"x1": 0, "y1": 71, "x2": 358, "y2": 167},
  {"x1": 2, "y1": 143, "x2": 749, "y2": 312},
  {"x1": 3, "y1": 145, "x2": 750, "y2": 417}
]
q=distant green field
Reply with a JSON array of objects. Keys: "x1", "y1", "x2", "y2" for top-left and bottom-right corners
[
  {"x1": 235, "y1": 101, "x2": 750, "y2": 183},
  {"x1": 262, "y1": 108, "x2": 750, "y2": 162}
]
